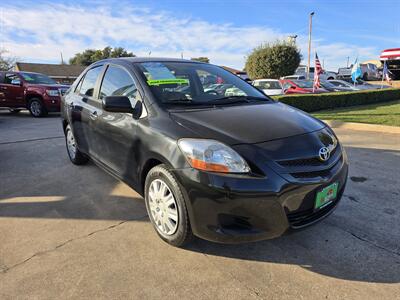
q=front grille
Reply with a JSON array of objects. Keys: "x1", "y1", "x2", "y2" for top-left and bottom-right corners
[
  {"x1": 277, "y1": 147, "x2": 337, "y2": 168},
  {"x1": 291, "y1": 169, "x2": 331, "y2": 178},
  {"x1": 289, "y1": 156, "x2": 342, "y2": 180}
]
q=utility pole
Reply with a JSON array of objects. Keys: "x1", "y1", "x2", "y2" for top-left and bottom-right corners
[
  {"x1": 60, "y1": 52, "x2": 64, "y2": 64},
  {"x1": 307, "y1": 12, "x2": 315, "y2": 80},
  {"x1": 346, "y1": 56, "x2": 350, "y2": 68}
]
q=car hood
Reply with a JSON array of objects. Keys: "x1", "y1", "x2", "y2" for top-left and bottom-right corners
[
  {"x1": 170, "y1": 102, "x2": 325, "y2": 145},
  {"x1": 263, "y1": 89, "x2": 283, "y2": 95}
]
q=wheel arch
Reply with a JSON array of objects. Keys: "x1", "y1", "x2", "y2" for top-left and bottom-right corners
[
  {"x1": 25, "y1": 93, "x2": 43, "y2": 106},
  {"x1": 140, "y1": 157, "x2": 168, "y2": 195}
]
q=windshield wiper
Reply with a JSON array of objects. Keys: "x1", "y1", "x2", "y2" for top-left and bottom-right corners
[{"x1": 162, "y1": 98, "x2": 200, "y2": 105}]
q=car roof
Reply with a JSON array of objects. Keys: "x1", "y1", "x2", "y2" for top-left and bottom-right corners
[{"x1": 96, "y1": 57, "x2": 201, "y2": 65}]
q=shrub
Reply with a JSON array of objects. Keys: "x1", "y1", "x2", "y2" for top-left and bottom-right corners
[
  {"x1": 245, "y1": 41, "x2": 301, "y2": 79},
  {"x1": 272, "y1": 89, "x2": 400, "y2": 112}
]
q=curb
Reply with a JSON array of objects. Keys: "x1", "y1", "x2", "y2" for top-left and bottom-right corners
[{"x1": 323, "y1": 120, "x2": 400, "y2": 134}]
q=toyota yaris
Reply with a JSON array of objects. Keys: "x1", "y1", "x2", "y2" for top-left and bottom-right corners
[{"x1": 61, "y1": 58, "x2": 348, "y2": 247}]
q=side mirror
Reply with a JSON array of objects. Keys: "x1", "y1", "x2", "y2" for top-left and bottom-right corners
[
  {"x1": 103, "y1": 96, "x2": 134, "y2": 113},
  {"x1": 102, "y1": 96, "x2": 142, "y2": 119},
  {"x1": 11, "y1": 79, "x2": 22, "y2": 86}
]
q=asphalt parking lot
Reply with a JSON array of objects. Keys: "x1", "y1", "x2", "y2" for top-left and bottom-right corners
[{"x1": 1, "y1": 110, "x2": 399, "y2": 299}]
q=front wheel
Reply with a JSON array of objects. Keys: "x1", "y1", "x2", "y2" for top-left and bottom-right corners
[
  {"x1": 145, "y1": 164, "x2": 193, "y2": 247},
  {"x1": 65, "y1": 124, "x2": 89, "y2": 165},
  {"x1": 28, "y1": 98, "x2": 48, "y2": 117}
]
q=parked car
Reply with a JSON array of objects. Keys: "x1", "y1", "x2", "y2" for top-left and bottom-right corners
[
  {"x1": 295, "y1": 66, "x2": 337, "y2": 80},
  {"x1": 281, "y1": 75, "x2": 306, "y2": 80},
  {"x1": 280, "y1": 79, "x2": 328, "y2": 94},
  {"x1": 335, "y1": 78, "x2": 391, "y2": 90},
  {"x1": 327, "y1": 80, "x2": 359, "y2": 91},
  {"x1": 337, "y1": 63, "x2": 381, "y2": 81},
  {"x1": 204, "y1": 83, "x2": 234, "y2": 95},
  {"x1": 0, "y1": 71, "x2": 69, "y2": 117},
  {"x1": 62, "y1": 57, "x2": 348, "y2": 247},
  {"x1": 320, "y1": 80, "x2": 355, "y2": 92},
  {"x1": 252, "y1": 79, "x2": 284, "y2": 95}
]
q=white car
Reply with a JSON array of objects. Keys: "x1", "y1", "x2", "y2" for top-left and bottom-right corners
[{"x1": 252, "y1": 79, "x2": 284, "y2": 96}]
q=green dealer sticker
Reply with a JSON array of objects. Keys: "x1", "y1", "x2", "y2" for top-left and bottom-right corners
[
  {"x1": 147, "y1": 79, "x2": 189, "y2": 86},
  {"x1": 315, "y1": 182, "x2": 338, "y2": 209}
]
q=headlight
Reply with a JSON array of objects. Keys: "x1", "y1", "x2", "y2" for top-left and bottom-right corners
[
  {"x1": 178, "y1": 139, "x2": 250, "y2": 173},
  {"x1": 46, "y1": 89, "x2": 59, "y2": 97}
]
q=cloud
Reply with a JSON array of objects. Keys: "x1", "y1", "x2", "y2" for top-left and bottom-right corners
[{"x1": 1, "y1": 2, "x2": 379, "y2": 70}]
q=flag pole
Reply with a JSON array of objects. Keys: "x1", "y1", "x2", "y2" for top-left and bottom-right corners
[{"x1": 381, "y1": 61, "x2": 385, "y2": 89}]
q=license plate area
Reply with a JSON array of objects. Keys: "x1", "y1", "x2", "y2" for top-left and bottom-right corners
[{"x1": 315, "y1": 182, "x2": 338, "y2": 210}]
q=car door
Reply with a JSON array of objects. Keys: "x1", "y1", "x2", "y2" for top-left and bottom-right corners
[
  {"x1": 1, "y1": 73, "x2": 24, "y2": 107},
  {"x1": 68, "y1": 65, "x2": 104, "y2": 155},
  {"x1": 92, "y1": 64, "x2": 143, "y2": 180}
]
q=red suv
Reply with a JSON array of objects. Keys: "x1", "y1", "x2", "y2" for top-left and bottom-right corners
[
  {"x1": 0, "y1": 71, "x2": 69, "y2": 117},
  {"x1": 280, "y1": 79, "x2": 328, "y2": 94}
]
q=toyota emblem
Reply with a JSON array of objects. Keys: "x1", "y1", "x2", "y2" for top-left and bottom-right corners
[{"x1": 319, "y1": 147, "x2": 330, "y2": 161}]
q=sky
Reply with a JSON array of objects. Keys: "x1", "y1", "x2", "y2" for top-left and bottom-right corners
[{"x1": 1, "y1": 0, "x2": 399, "y2": 71}]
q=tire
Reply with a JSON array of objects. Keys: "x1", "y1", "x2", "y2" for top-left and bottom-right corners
[
  {"x1": 65, "y1": 124, "x2": 89, "y2": 165},
  {"x1": 145, "y1": 164, "x2": 193, "y2": 247},
  {"x1": 28, "y1": 98, "x2": 48, "y2": 117},
  {"x1": 9, "y1": 109, "x2": 21, "y2": 114},
  {"x1": 327, "y1": 77, "x2": 334, "y2": 80}
]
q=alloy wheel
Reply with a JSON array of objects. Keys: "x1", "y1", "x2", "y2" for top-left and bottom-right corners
[
  {"x1": 148, "y1": 179, "x2": 179, "y2": 236},
  {"x1": 66, "y1": 128, "x2": 77, "y2": 159},
  {"x1": 30, "y1": 101, "x2": 42, "y2": 116}
]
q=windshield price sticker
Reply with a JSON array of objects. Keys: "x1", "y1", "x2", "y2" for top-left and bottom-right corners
[{"x1": 147, "y1": 79, "x2": 189, "y2": 86}]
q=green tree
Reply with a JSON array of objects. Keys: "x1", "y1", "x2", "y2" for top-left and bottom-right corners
[
  {"x1": 69, "y1": 47, "x2": 135, "y2": 66},
  {"x1": 245, "y1": 41, "x2": 301, "y2": 79},
  {"x1": 190, "y1": 57, "x2": 210, "y2": 63}
]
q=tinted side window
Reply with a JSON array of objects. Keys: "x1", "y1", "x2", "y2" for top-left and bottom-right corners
[
  {"x1": 99, "y1": 66, "x2": 138, "y2": 102},
  {"x1": 79, "y1": 67, "x2": 102, "y2": 97},
  {"x1": 4, "y1": 73, "x2": 19, "y2": 84}
]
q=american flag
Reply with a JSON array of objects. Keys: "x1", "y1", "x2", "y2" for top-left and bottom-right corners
[{"x1": 313, "y1": 53, "x2": 322, "y2": 91}]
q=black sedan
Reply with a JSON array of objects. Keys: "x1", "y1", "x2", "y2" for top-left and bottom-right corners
[{"x1": 61, "y1": 58, "x2": 348, "y2": 247}]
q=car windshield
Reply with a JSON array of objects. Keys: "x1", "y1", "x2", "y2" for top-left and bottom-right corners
[
  {"x1": 321, "y1": 81, "x2": 336, "y2": 88},
  {"x1": 20, "y1": 72, "x2": 56, "y2": 84},
  {"x1": 136, "y1": 62, "x2": 269, "y2": 106},
  {"x1": 332, "y1": 81, "x2": 352, "y2": 88},
  {"x1": 254, "y1": 81, "x2": 281, "y2": 89},
  {"x1": 292, "y1": 80, "x2": 314, "y2": 88}
]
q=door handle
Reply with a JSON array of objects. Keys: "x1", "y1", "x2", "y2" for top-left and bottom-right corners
[{"x1": 89, "y1": 110, "x2": 98, "y2": 120}]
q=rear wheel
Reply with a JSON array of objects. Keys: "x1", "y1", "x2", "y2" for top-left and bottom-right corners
[
  {"x1": 65, "y1": 124, "x2": 89, "y2": 165},
  {"x1": 28, "y1": 98, "x2": 48, "y2": 117},
  {"x1": 145, "y1": 164, "x2": 193, "y2": 247}
]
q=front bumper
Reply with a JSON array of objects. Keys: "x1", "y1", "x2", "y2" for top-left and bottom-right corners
[
  {"x1": 42, "y1": 95, "x2": 61, "y2": 112},
  {"x1": 172, "y1": 151, "x2": 348, "y2": 244}
]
